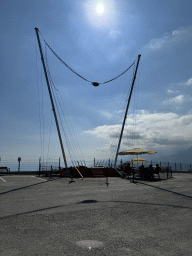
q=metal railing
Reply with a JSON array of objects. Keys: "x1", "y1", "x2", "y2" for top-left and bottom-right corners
[
  {"x1": 0, "y1": 157, "x2": 191, "y2": 174},
  {"x1": 0, "y1": 157, "x2": 62, "y2": 172}
]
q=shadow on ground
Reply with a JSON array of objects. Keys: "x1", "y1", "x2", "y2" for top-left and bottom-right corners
[{"x1": 0, "y1": 177, "x2": 60, "y2": 195}]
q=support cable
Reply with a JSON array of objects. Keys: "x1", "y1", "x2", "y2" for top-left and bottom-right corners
[
  {"x1": 50, "y1": 79, "x2": 82, "y2": 167},
  {"x1": 95, "y1": 70, "x2": 134, "y2": 167},
  {"x1": 51, "y1": 85, "x2": 76, "y2": 166},
  {"x1": 44, "y1": 43, "x2": 77, "y2": 166},
  {"x1": 46, "y1": 112, "x2": 53, "y2": 161},
  {"x1": 44, "y1": 45, "x2": 86, "y2": 166},
  {"x1": 39, "y1": 30, "x2": 135, "y2": 86}
]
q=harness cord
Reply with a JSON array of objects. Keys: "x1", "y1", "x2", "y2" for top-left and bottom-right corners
[
  {"x1": 100, "y1": 62, "x2": 135, "y2": 85},
  {"x1": 39, "y1": 30, "x2": 135, "y2": 86}
]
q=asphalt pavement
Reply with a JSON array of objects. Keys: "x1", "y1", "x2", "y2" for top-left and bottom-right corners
[{"x1": 0, "y1": 173, "x2": 192, "y2": 256}]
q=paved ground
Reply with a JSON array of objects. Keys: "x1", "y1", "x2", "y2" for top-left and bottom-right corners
[{"x1": 0, "y1": 173, "x2": 192, "y2": 256}]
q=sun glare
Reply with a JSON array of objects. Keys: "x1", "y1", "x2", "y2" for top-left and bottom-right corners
[
  {"x1": 84, "y1": 0, "x2": 115, "y2": 29},
  {"x1": 97, "y1": 4, "x2": 104, "y2": 14}
]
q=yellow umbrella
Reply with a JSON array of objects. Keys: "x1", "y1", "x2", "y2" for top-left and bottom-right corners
[
  {"x1": 118, "y1": 148, "x2": 157, "y2": 155},
  {"x1": 142, "y1": 150, "x2": 157, "y2": 155},
  {"x1": 118, "y1": 148, "x2": 157, "y2": 167},
  {"x1": 132, "y1": 158, "x2": 148, "y2": 163},
  {"x1": 118, "y1": 148, "x2": 149, "y2": 155}
]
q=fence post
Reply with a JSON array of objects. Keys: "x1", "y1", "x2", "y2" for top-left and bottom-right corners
[
  {"x1": 167, "y1": 162, "x2": 169, "y2": 179},
  {"x1": 39, "y1": 157, "x2": 41, "y2": 176},
  {"x1": 49, "y1": 165, "x2": 52, "y2": 179},
  {"x1": 170, "y1": 166, "x2": 172, "y2": 178}
]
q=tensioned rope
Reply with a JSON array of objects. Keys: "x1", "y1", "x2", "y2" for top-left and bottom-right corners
[
  {"x1": 44, "y1": 42, "x2": 86, "y2": 167},
  {"x1": 39, "y1": 31, "x2": 135, "y2": 86}
]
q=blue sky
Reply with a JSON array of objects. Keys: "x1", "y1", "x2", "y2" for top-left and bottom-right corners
[{"x1": 1, "y1": 0, "x2": 192, "y2": 166}]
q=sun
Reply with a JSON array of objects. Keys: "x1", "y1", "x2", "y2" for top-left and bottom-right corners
[
  {"x1": 96, "y1": 3, "x2": 104, "y2": 14},
  {"x1": 84, "y1": 0, "x2": 115, "y2": 29}
]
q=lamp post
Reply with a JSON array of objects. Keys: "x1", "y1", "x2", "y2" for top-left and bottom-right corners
[{"x1": 18, "y1": 157, "x2": 21, "y2": 172}]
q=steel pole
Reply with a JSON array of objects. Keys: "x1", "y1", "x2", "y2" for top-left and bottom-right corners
[
  {"x1": 35, "y1": 28, "x2": 68, "y2": 168},
  {"x1": 114, "y1": 55, "x2": 141, "y2": 168}
]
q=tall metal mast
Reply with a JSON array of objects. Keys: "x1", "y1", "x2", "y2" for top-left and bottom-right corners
[
  {"x1": 35, "y1": 28, "x2": 68, "y2": 168},
  {"x1": 114, "y1": 54, "x2": 141, "y2": 168}
]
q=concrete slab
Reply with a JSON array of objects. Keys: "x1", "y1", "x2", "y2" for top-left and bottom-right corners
[{"x1": 0, "y1": 173, "x2": 192, "y2": 255}]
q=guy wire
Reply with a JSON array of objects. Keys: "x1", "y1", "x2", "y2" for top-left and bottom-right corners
[{"x1": 44, "y1": 44, "x2": 85, "y2": 166}]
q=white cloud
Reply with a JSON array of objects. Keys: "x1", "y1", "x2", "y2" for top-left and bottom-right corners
[
  {"x1": 167, "y1": 89, "x2": 174, "y2": 94},
  {"x1": 165, "y1": 78, "x2": 192, "y2": 102},
  {"x1": 174, "y1": 95, "x2": 184, "y2": 104},
  {"x1": 85, "y1": 111, "x2": 192, "y2": 155},
  {"x1": 166, "y1": 89, "x2": 180, "y2": 94},
  {"x1": 172, "y1": 27, "x2": 191, "y2": 37},
  {"x1": 149, "y1": 36, "x2": 168, "y2": 50},
  {"x1": 147, "y1": 26, "x2": 192, "y2": 51},
  {"x1": 99, "y1": 110, "x2": 113, "y2": 119},
  {"x1": 185, "y1": 78, "x2": 192, "y2": 86},
  {"x1": 163, "y1": 95, "x2": 184, "y2": 105},
  {"x1": 115, "y1": 109, "x2": 124, "y2": 114},
  {"x1": 176, "y1": 78, "x2": 192, "y2": 88}
]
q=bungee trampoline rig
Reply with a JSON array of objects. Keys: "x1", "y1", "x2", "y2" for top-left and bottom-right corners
[{"x1": 35, "y1": 27, "x2": 141, "y2": 185}]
